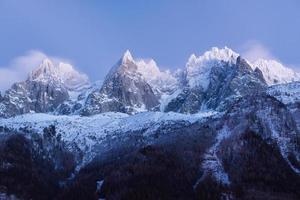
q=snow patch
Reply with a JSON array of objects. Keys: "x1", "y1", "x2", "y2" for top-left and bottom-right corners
[{"x1": 195, "y1": 125, "x2": 231, "y2": 187}]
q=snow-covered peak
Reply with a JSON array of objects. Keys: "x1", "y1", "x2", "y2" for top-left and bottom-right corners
[
  {"x1": 136, "y1": 59, "x2": 161, "y2": 78},
  {"x1": 29, "y1": 58, "x2": 59, "y2": 82},
  {"x1": 185, "y1": 47, "x2": 239, "y2": 89},
  {"x1": 28, "y1": 58, "x2": 90, "y2": 91},
  {"x1": 187, "y1": 47, "x2": 239, "y2": 67},
  {"x1": 122, "y1": 50, "x2": 134, "y2": 64},
  {"x1": 252, "y1": 59, "x2": 300, "y2": 85},
  {"x1": 187, "y1": 54, "x2": 197, "y2": 65},
  {"x1": 104, "y1": 50, "x2": 137, "y2": 82},
  {"x1": 41, "y1": 58, "x2": 54, "y2": 67},
  {"x1": 106, "y1": 50, "x2": 178, "y2": 95},
  {"x1": 135, "y1": 59, "x2": 178, "y2": 95},
  {"x1": 203, "y1": 47, "x2": 239, "y2": 62}
]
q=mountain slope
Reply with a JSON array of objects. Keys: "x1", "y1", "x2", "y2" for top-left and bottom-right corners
[
  {"x1": 135, "y1": 58, "x2": 178, "y2": 95},
  {"x1": 0, "y1": 58, "x2": 90, "y2": 118},
  {"x1": 81, "y1": 51, "x2": 161, "y2": 115},
  {"x1": 251, "y1": 59, "x2": 300, "y2": 85},
  {"x1": 268, "y1": 81, "x2": 300, "y2": 131},
  {"x1": 185, "y1": 47, "x2": 239, "y2": 90},
  {"x1": 164, "y1": 48, "x2": 267, "y2": 113},
  {"x1": 29, "y1": 58, "x2": 90, "y2": 93},
  {"x1": 1, "y1": 94, "x2": 300, "y2": 199}
]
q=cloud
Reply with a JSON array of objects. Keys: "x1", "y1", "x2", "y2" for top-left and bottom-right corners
[
  {"x1": 240, "y1": 41, "x2": 276, "y2": 62},
  {"x1": 0, "y1": 50, "x2": 72, "y2": 93}
]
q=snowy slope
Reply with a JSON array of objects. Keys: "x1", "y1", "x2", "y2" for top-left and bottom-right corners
[
  {"x1": 0, "y1": 112, "x2": 215, "y2": 144},
  {"x1": 135, "y1": 58, "x2": 178, "y2": 95},
  {"x1": 251, "y1": 59, "x2": 300, "y2": 85},
  {"x1": 267, "y1": 81, "x2": 300, "y2": 105},
  {"x1": 0, "y1": 111, "x2": 217, "y2": 167}
]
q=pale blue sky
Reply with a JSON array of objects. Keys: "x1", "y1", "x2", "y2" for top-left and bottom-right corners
[{"x1": 0, "y1": 0, "x2": 300, "y2": 85}]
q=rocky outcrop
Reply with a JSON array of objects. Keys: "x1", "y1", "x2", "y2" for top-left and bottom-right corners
[
  {"x1": 81, "y1": 51, "x2": 160, "y2": 115},
  {"x1": 165, "y1": 56, "x2": 267, "y2": 113},
  {"x1": 0, "y1": 80, "x2": 69, "y2": 118},
  {"x1": 0, "y1": 59, "x2": 90, "y2": 118}
]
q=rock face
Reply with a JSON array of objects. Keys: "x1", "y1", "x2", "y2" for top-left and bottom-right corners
[
  {"x1": 0, "y1": 80, "x2": 68, "y2": 118},
  {"x1": 0, "y1": 59, "x2": 90, "y2": 118},
  {"x1": 165, "y1": 54, "x2": 267, "y2": 113},
  {"x1": 81, "y1": 51, "x2": 160, "y2": 115},
  {"x1": 0, "y1": 71, "x2": 70, "y2": 118}
]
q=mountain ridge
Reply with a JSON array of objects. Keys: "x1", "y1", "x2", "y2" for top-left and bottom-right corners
[{"x1": 0, "y1": 46, "x2": 299, "y2": 118}]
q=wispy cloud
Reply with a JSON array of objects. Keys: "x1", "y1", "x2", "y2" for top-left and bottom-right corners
[
  {"x1": 240, "y1": 41, "x2": 276, "y2": 62},
  {"x1": 0, "y1": 50, "x2": 72, "y2": 93}
]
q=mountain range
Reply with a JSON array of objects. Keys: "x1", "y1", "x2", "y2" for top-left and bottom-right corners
[
  {"x1": 1, "y1": 47, "x2": 299, "y2": 118},
  {"x1": 0, "y1": 47, "x2": 300, "y2": 200}
]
